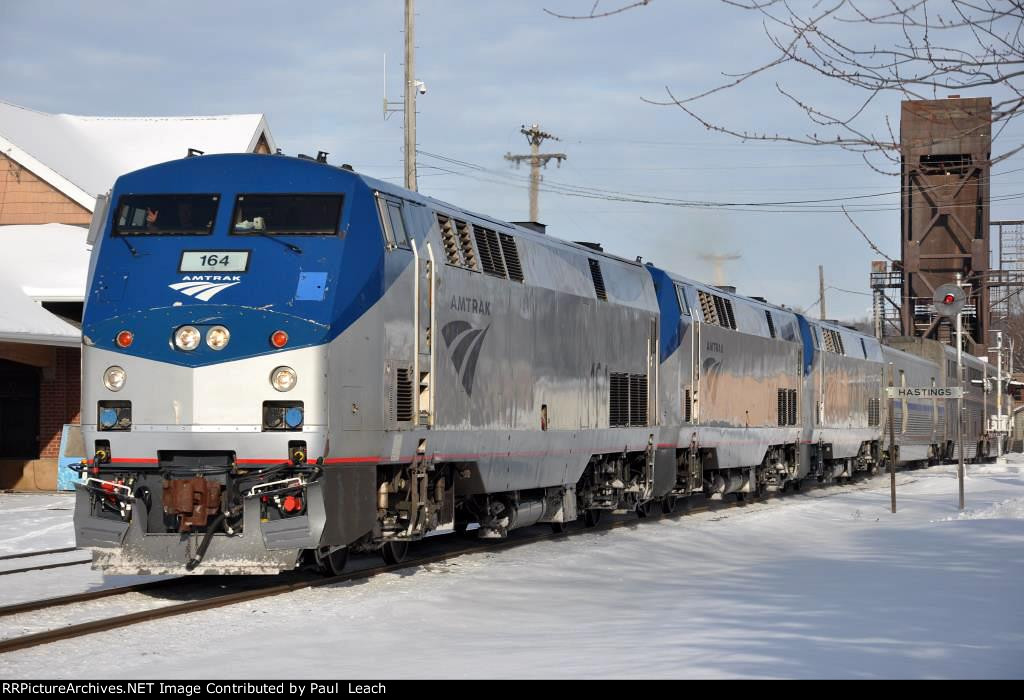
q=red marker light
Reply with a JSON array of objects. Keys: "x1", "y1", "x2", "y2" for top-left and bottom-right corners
[
  {"x1": 116, "y1": 330, "x2": 134, "y2": 348},
  {"x1": 943, "y1": 294, "x2": 956, "y2": 304},
  {"x1": 270, "y1": 330, "x2": 289, "y2": 348}
]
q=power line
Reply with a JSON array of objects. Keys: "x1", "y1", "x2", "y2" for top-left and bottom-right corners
[{"x1": 416, "y1": 150, "x2": 1024, "y2": 214}]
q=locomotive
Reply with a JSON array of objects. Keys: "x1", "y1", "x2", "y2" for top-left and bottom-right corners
[{"x1": 73, "y1": 153, "x2": 997, "y2": 575}]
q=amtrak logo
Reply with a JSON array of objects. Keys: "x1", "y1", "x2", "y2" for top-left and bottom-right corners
[
  {"x1": 168, "y1": 276, "x2": 241, "y2": 302},
  {"x1": 442, "y1": 321, "x2": 490, "y2": 396}
]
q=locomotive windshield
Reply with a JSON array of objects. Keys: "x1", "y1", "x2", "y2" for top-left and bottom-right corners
[
  {"x1": 231, "y1": 194, "x2": 343, "y2": 236},
  {"x1": 113, "y1": 194, "x2": 219, "y2": 235}
]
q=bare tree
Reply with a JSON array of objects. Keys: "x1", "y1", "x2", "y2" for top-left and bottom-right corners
[{"x1": 548, "y1": 1, "x2": 1024, "y2": 169}]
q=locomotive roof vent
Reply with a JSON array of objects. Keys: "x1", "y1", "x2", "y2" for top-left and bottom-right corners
[
  {"x1": 341, "y1": 163, "x2": 354, "y2": 171},
  {"x1": 574, "y1": 241, "x2": 603, "y2": 252},
  {"x1": 513, "y1": 221, "x2": 547, "y2": 234},
  {"x1": 751, "y1": 296, "x2": 767, "y2": 303},
  {"x1": 715, "y1": 285, "x2": 737, "y2": 294},
  {"x1": 316, "y1": 151, "x2": 329, "y2": 163}
]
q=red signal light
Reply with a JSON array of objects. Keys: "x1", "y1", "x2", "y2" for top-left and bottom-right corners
[
  {"x1": 943, "y1": 294, "x2": 956, "y2": 304},
  {"x1": 270, "y1": 330, "x2": 289, "y2": 348},
  {"x1": 116, "y1": 330, "x2": 134, "y2": 348}
]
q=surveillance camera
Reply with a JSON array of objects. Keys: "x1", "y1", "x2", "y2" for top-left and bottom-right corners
[{"x1": 414, "y1": 80, "x2": 427, "y2": 95}]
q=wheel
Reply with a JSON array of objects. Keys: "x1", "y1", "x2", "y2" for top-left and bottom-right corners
[
  {"x1": 550, "y1": 521, "x2": 568, "y2": 534},
  {"x1": 636, "y1": 500, "x2": 652, "y2": 518},
  {"x1": 381, "y1": 540, "x2": 410, "y2": 565},
  {"x1": 662, "y1": 496, "x2": 677, "y2": 515},
  {"x1": 315, "y1": 547, "x2": 349, "y2": 576},
  {"x1": 584, "y1": 509, "x2": 603, "y2": 527},
  {"x1": 735, "y1": 492, "x2": 747, "y2": 503},
  {"x1": 792, "y1": 480, "x2": 802, "y2": 492}
]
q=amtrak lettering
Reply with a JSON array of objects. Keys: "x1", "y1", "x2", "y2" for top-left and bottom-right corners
[
  {"x1": 180, "y1": 275, "x2": 242, "y2": 282},
  {"x1": 706, "y1": 341, "x2": 724, "y2": 354},
  {"x1": 442, "y1": 320, "x2": 490, "y2": 396},
  {"x1": 449, "y1": 295, "x2": 491, "y2": 316}
]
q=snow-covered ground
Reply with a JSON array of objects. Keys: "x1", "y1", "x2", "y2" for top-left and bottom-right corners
[{"x1": 0, "y1": 460, "x2": 1022, "y2": 679}]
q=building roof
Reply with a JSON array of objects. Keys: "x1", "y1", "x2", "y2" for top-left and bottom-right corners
[
  {"x1": 1, "y1": 224, "x2": 90, "y2": 301},
  {"x1": 0, "y1": 100, "x2": 275, "y2": 211},
  {"x1": 0, "y1": 223, "x2": 91, "y2": 347}
]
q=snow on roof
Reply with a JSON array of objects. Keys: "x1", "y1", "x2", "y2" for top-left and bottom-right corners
[
  {"x1": 0, "y1": 224, "x2": 90, "y2": 347},
  {"x1": 0, "y1": 100, "x2": 275, "y2": 210},
  {"x1": 0, "y1": 224, "x2": 90, "y2": 301}
]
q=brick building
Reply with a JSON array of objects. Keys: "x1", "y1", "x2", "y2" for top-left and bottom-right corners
[{"x1": 0, "y1": 100, "x2": 275, "y2": 489}]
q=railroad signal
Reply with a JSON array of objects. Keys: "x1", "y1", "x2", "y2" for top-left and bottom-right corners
[{"x1": 933, "y1": 283, "x2": 966, "y2": 317}]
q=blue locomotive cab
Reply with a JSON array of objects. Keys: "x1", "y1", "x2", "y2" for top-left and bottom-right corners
[{"x1": 74, "y1": 154, "x2": 391, "y2": 575}]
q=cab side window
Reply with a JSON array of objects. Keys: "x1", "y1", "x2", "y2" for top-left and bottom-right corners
[{"x1": 376, "y1": 194, "x2": 410, "y2": 250}]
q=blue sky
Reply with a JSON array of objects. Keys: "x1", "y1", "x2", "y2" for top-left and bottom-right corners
[{"x1": 3, "y1": 0, "x2": 1021, "y2": 319}]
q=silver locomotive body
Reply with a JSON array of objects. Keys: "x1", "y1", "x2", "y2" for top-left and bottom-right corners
[{"x1": 74, "y1": 154, "x2": 997, "y2": 575}]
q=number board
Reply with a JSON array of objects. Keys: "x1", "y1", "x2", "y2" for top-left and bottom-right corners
[{"x1": 179, "y1": 251, "x2": 250, "y2": 273}]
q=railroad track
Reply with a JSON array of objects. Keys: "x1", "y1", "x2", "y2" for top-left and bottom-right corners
[
  {"x1": 0, "y1": 468, "x2": 937, "y2": 655},
  {"x1": 0, "y1": 547, "x2": 91, "y2": 576}
]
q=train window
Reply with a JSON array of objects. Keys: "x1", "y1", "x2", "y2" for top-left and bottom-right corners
[
  {"x1": 675, "y1": 286, "x2": 691, "y2": 316},
  {"x1": 231, "y1": 194, "x2": 343, "y2": 235},
  {"x1": 113, "y1": 194, "x2": 219, "y2": 235},
  {"x1": 375, "y1": 195, "x2": 410, "y2": 249}
]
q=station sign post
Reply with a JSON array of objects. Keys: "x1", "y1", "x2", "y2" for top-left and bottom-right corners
[
  {"x1": 933, "y1": 279, "x2": 967, "y2": 510},
  {"x1": 883, "y1": 385, "x2": 964, "y2": 513}
]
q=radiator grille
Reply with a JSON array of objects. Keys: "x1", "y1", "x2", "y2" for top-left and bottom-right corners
[
  {"x1": 868, "y1": 398, "x2": 880, "y2": 427},
  {"x1": 777, "y1": 389, "x2": 797, "y2": 425},
  {"x1": 475, "y1": 226, "x2": 506, "y2": 277},
  {"x1": 629, "y1": 374, "x2": 648, "y2": 427},
  {"x1": 610, "y1": 373, "x2": 630, "y2": 426},
  {"x1": 395, "y1": 368, "x2": 414, "y2": 423},
  {"x1": 589, "y1": 258, "x2": 607, "y2": 300},
  {"x1": 499, "y1": 233, "x2": 524, "y2": 282},
  {"x1": 610, "y1": 372, "x2": 647, "y2": 427}
]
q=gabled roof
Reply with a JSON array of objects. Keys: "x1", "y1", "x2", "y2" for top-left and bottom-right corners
[{"x1": 0, "y1": 100, "x2": 275, "y2": 211}]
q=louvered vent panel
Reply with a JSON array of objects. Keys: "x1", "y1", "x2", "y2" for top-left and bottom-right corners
[
  {"x1": 778, "y1": 389, "x2": 787, "y2": 426},
  {"x1": 499, "y1": 233, "x2": 524, "y2": 282},
  {"x1": 395, "y1": 368, "x2": 414, "y2": 423},
  {"x1": 788, "y1": 389, "x2": 797, "y2": 426},
  {"x1": 609, "y1": 373, "x2": 630, "y2": 427},
  {"x1": 698, "y1": 291, "x2": 718, "y2": 324},
  {"x1": 437, "y1": 215, "x2": 461, "y2": 265},
  {"x1": 474, "y1": 226, "x2": 497, "y2": 275},
  {"x1": 589, "y1": 259, "x2": 608, "y2": 301},
  {"x1": 485, "y1": 228, "x2": 507, "y2": 277},
  {"x1": 723, "y1": 298, "x2": 737, "y2": 330},
  {"x1": 868, "y1": 398, "x2": 880, "y2": 427},
  {"x1": 765, "y1": 311, "x2": 776, "y2": 338},
  {"x1": 629, "y1": 374, "x2": 648, "y2": 426},
  {"x1": 684, "y1": 388, "x2": 692, "y2": 423},
  {"x1": 457, "y1": 220, "x2": 477, "y2": 270}
]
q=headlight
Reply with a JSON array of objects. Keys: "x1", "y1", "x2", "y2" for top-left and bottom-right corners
[
  {"x1": 206, "y1": 325, "x2": 230, "y2": 350},
  {"x1": 174, "y1": 325, "x2": 201, "y2": 351},
  {"x1": 103, "y1": 366, "x2": 126, "y2": 391},
  {"x1": 271, "y1": 366, "x2": 297, "y2": 392}
]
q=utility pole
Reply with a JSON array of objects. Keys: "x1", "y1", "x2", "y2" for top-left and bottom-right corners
[
  {"x1": 403, "y1": 0, "x2": 416, "y2": 191},
  {"x1": 819, "y1": 265, "x2": 827, "y2": 320},
  {"x1": 383, "y1": 1, "x2": 422, "y2": 191},
  {"x1": 504, "y1": 124, "x2": 566, "y2": 222}
]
